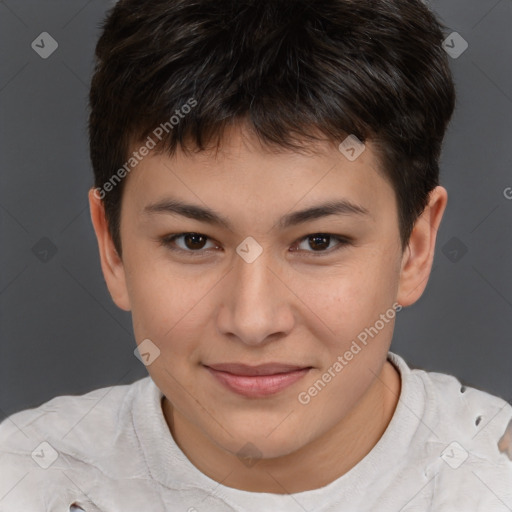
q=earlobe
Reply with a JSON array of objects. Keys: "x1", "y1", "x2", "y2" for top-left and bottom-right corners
[
  {"x1": 396, "y1": 186, "x2": 448, "y2": 307},
  {"x1": 88, "y1": 188, "x2": 131, "y2": 312}
]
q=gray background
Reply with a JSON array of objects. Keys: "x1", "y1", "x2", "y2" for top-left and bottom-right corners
[{"x1": 0, "y1": 0, "x2": 511, "y2": 418}]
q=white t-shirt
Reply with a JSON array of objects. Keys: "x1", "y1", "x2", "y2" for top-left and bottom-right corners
[{"x1": 1, "y1": 351, "x2": 511, "y2": 511}]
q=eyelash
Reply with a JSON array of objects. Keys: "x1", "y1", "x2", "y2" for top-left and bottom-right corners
[{"x1": 158, "y1": 232, "x2": 352, "y2": 257}]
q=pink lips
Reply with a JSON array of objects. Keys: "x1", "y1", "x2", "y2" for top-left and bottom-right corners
[{"x1": 204, "y1": 363, "x2": 311, "y2": 398}]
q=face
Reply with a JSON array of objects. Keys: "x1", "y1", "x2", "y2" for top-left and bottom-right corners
[{"x1": 89, "y1": 124, "x2": 445, "y2": 461}]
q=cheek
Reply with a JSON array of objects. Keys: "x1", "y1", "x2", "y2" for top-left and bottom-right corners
[
  {"x1": 298, "y1": 254, "x2": 397, "y2": 345},
  {"x1": 125, "y1": 254, "x2": 211, "y2": 347}
]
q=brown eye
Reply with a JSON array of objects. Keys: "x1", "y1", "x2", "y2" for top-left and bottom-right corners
[
  {"x1": 293, "y1": 233, "x2": 351, "y2": 254},
  {"x1": 160, "y1": 232, "x2": 217, "y2": 253},
  {"x1": 307, "y1": 234, "x2": 331, "y2": 251},
  {"x1": 181, "y1": 233, "x2": 208, "y2": 250}
]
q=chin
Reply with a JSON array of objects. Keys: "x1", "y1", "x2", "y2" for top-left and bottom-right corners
[{"x1": 217, "y1": 428, "x2": 304, "y2": 461}]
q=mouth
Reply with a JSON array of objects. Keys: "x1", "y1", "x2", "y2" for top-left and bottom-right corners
[{"x1": 203, "y1": 362, "x2": 312, "y2": 397}]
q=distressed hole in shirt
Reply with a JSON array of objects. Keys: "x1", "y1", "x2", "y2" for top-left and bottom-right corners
[
  {"x1": 498, "y1": 418, "x2": 512, "y2": 460},
  {"x1": 460, "y1": 385, "x2": 466, "y2": 393},
  {"x1": 475, "y1": 415, "x2": 482, "y2": 426}
]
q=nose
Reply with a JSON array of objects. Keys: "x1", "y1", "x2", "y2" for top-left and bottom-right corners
[{"x1": 216, "y1": 245, "x2": 295, "y2": 347}]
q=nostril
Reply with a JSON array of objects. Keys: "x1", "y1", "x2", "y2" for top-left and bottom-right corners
[
  {"x1": 460, "y1": 385, "x2": 466, "y2": 393},
  {"x1": 475, "y1": 415, "x2": 482, "y2": 426}
]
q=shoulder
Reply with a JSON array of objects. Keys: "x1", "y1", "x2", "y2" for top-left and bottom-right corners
[
  {"x1": 0, "y1": 377, "x2": 154, "y2": 509},
  {"x1": 409, "y1": 361, "x2": 512, "y2": 508},
  {"x1": 0, "y1": 377, "x2": 151, "y2": 453},
  {"x1": 389, "y1": 352, "x2": 512, "y2": 458},
  {"x1": 423, "y1": 367, "x2": 512, "y2": 456}
]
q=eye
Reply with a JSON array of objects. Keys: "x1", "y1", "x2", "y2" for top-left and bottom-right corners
[
  {"x1": 291, "y1": 233, "x2": 351, "y2": 255},
  {"x1": 159, "y1": 232, "x2": 352, "y2": 257},
  {"x1": 159, "y1": 232, "x2": 219, "y2": 254}
]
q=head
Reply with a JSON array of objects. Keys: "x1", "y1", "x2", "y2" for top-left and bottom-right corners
[{"x1": 88, "y1": 0, "x2": 455, "y2": 459}]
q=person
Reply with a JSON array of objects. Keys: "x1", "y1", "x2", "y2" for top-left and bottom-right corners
[{"x1": 1, "y1": 0, "x2": 511, "y2": 510}]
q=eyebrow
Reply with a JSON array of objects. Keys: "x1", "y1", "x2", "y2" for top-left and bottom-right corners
[{"x1": 143, "y1": 198, "x2": 370, "y2": 231}]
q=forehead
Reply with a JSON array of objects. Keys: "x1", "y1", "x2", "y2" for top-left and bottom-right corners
[{"x1": 122, "y1": 126, "x2": 395, "y2": 226}]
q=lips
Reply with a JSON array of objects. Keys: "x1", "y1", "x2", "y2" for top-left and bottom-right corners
[
  {"x1": 205, "y1": 362, "x2": 310, "y2": 376},
  {"x1": 204, "y1": 362, "x2": 312, "y2": 397}
]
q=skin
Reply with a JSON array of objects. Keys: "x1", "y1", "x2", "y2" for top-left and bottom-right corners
[{"x1": 88, "y1": 122, "x2": 447, "y2": 493}]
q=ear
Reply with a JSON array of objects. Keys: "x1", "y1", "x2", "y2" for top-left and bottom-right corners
[
  {"x1": 88, "y1": 188, "x2": 131, "y2": 311},
  {"x1": 396, "y1": 186, "x2": 448, "y2": 307}
]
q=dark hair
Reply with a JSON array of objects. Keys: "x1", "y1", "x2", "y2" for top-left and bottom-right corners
[{"x1": 89, "y1": 0, "x2": 456, "y2": 258}]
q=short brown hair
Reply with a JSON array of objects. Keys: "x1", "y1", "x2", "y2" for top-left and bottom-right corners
[{"x1": 89, "y1": 0, "x2": 456, "y2": 258}]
